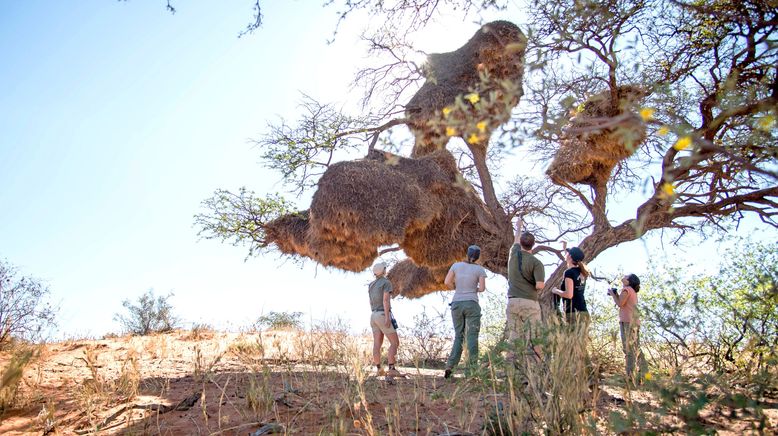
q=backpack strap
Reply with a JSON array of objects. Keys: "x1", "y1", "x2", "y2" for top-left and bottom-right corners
[{"x1": 516, "y1": 249, "x2": 536, "y2": 285}]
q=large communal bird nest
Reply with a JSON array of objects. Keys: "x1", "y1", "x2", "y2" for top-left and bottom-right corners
[
  {"x1": 264, "y1": 149, "x2": 500, "y2": 287},
  {"x1": 263, "y1": 22, "x2": 527, "y2": 298},
  {"x1": 546, "y1": 86, "x2": 648, "y2": 187}
]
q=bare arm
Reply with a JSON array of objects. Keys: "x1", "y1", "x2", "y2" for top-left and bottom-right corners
[
  {"x1": 615, "y1": 288, "x2": 631, "y2": 307},
  {"x1": 444, "y1": 268, "x2": 456, "y2": 290},
  {"x1": 477, "y1": 275, "x2": 486, "y2": 293},
  {"x1": 514, "y1": 216, "x2": 523, "y2": 244},
  {"x1": 552, "y1": 277, "x2": 574, "y2": 299},
  {"x1": 609, "y1": 289, "x2": 620, "y2": 306},
  {"x1": 383, "y1": 291, "x2": 392, "y2": 326},
  {"x1": 535, "y1": 281, "x2": 546, "y2": 291}
]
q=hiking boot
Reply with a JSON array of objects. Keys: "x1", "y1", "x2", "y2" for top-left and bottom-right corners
[
  {"x1": 375, "y1": 367, "x2": 385, "y2": 376},
  {"x1": 385, "y1": 367, "x2": 401, "y2": 377},
  {"x1": 444, "y1": 368, "x2": 453, "y2": 379}
]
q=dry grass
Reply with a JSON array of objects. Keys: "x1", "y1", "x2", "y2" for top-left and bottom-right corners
[{"x1": 0, "y1": 322, "x2": 774, "y2": 435}]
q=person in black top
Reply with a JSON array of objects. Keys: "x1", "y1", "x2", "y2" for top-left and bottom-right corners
[
  {"x1": 551, "y1": 241, "x2": 590, "y2": 328},
  {"x1": 552, "y1": 242, "x2": 596, "y2": 397}
]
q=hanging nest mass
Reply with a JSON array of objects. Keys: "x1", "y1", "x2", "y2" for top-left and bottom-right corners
[
  {"x1": 262, "y1": 22, "x2": 529, "y2": 298},
  {"x1": 546, "y1": 86, "x2": 648, "y2": 187},
  {"x1": 386, "y1": 259, "x2": 449, "y2": 299},
  {"x1": 264, "y1": 149, "x2": 504, "y2": 279}
]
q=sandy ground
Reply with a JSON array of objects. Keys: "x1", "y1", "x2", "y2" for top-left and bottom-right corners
[{"x1": 1, "y1": 330, "x2": 775, "y2": 435}]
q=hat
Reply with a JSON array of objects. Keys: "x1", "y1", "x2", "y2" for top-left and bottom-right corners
[
  {"x1": 372, "y1": 262, "x2": 387, "y2": 275},
  {"x1": 566, "y1": 247, "x2": 585, "y2": 263},
  {"x1": 466, "y1": 245, "x2": 481, "y2": 261}
]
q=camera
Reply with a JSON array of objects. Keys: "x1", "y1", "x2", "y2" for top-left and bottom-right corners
[{"x1": 608, "y1": 287, "x2": 618, "y2": 294}]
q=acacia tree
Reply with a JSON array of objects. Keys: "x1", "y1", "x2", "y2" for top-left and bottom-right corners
[
  {"x1": 0, "y1": 260, "x2": 57, "y2": 347},
  {"x1": 196, "y1": 0, "x2": 777, "y2": 310}
]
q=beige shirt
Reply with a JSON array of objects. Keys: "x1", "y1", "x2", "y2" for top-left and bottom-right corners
[{"x1": 617, "y1": 287, "x2": 640, "y2": 324}]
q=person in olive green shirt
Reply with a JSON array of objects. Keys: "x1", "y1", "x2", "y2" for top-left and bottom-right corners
[
  {"x1": 506, "y1": 217, "x2": 545, "y2": 358},
  {"x1": 368, "y1": 262, "x2": 400, "y2": 376}
]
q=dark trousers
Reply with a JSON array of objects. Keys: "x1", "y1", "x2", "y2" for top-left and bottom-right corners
[{"x1": 446, "y1": 300, "x2": 481, "y2": 370}]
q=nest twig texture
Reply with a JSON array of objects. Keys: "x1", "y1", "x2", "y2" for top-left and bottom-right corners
[{"x1": 546, "y1": 86, "x2": 648, "y2": 187}]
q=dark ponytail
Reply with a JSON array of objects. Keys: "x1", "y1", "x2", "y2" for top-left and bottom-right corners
[
  {"x1": 626, "y1": 273, "x2": 641, "y2": 293},
  {"x1": 466, "y1": 245, "x2": 481, "y2": 263}
]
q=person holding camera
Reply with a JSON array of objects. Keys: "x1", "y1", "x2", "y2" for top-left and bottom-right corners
[
  {"x1": 368, "y1": 261, "x2": 400, "y2": 377},
  {"x1": 551, "y1": 241, "x2": 590, "y2": 328},
  {"x1": 609, "y1": 273, "x2": 647, "y2": 385},
  {"x1": 442, "y1": 245, "x2": 487, "y2": 379}
]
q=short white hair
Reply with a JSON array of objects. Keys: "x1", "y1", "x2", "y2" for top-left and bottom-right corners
[{"x1": 372, "y1": 262, "x2": 387, "y2": 275}]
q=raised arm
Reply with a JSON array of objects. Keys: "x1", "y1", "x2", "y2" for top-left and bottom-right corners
[{"x1": 514, "y1": 216, "x2": 523, "y2": 244}]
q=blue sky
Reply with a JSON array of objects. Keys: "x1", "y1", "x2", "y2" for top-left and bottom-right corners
[{"x1": 1, "y1": 1, "x2": 772, "y2": 339}]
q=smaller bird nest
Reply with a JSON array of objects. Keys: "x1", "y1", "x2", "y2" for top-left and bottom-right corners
[
  {"x1": 546, "y1": 86, "x2": 648, "y2": 186},
  {"x1": 405, "y1": 20, "x2": 527, "y2": 157},
  {"x1": 387, "y1": 259, "x2": 449, "y2": 299}
]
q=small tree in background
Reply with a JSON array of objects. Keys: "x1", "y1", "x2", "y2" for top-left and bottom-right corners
[
  {"x1": 253, "y1": 311, "x2": 304, "y2": 331},
  {"x1": 114, "y1": 289, "x2": 179, "y2": 336},
  {"x1": 641, "y1": 240, "x2": 778, "y2": 377},
  {"x1": 0, "y1": 260, "x2": 57, "y2": 348}
]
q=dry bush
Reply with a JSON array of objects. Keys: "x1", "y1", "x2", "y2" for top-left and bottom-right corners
[
  {"x1": 485, "y1": 321, "x2": 597, "y2": 435},
  {"x1": 192, "y1": 344, "x2": 225, "y2": 385},
  {"x1": 399, "y1": 307, "x2": 450, "y2": 367},
  {"x1": 0, "y1": 261, "x2": 57, "y2": 349},
  {"x1": 245, "y1": 365, "x2": 273, "y2": 418},
  {"x1": 185, "y1": 323, "x2": 216, "y2": 341},
  {"x1": 229, "y1": 335, "x2": 266, "y2": 369},
  {"x1": 311, "y1": 317, "x2": 361, "y2": 367},
  {"x1": 73, "y1": 345, "x2": 141, "y2": 431},
  {"x1": 0, "y1": 344, "x2": 39, "y2": 413}
]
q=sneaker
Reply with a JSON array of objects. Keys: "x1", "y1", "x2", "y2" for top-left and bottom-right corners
[
  {"x1": 385, "y1": 368, "x2": 402, "y2": 377},
  {"x1": 444, "y1": 369, "x2": 452, "y2": 379},
  {"x1": 375, "y1": 367, "x2": 385, "y2": 376}
]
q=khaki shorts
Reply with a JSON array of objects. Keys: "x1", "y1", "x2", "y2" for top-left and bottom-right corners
[
  {"x1": 506, "y1": 297, "x2": 542, "y2": 345},
  {"x1": 370, "y1": 312, "x2": 396, "y2": 335}
]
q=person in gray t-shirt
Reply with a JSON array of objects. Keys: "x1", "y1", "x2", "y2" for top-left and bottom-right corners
[
  {"x1": 442, "y1": 245, "x2": 487, "y2": 378},
  {"x1": 368, "y1": 261, "x2": 400, "y2": 376}
]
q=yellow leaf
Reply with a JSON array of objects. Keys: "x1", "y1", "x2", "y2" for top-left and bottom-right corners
[
  {"x1": 465, "y1": 93, "x2": 480, "y2": 104},
  {"x1": 661, "y1": 182, "x2": 675, "y2": 197},
  {"x1": 445, "y1": 127, "x2": 457, "y2": 137},
  {"x1": 673, "y1": 136, "x2": 692, "y2": 150},
  {"x1": 657, "y1": 126, "x2": 669, "y2": 136},
  {"x1": 639, "y1": 107, "x2": 655, "y2": 121},
  {"x1": 442, "y1": 106, "x2": 452, "y2": 118},
  {"x1": 467, "y1": 133, "x2": 480, "y2": 144},
  {"x1": 476, "y1": 121, "x2": 487, "y2": 133},
  {"x1": 758, "y1": 115, "x2": 775, "y2": 130},
  {"x1": 575, "y1": 103, "x2": 585, "y2": 114},
  {"x1": 644, "y1": 372, "x2": 653, "y2": 381}
]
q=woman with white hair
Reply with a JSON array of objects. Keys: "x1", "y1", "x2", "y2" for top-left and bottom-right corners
[
  {"x1": 368, "y1": 261, "x2": 400, "y2": 376},
  {"x1": 443, "y1": 245, "x2": 487, "y2": 378}
]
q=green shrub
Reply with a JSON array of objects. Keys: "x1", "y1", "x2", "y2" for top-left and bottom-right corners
[
  {"x1": 254, "y1": 311, "x2": 304, "y2": 330},
  {"x1": 113, "y1": 289, "x2": 179, "y2": 336}
]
